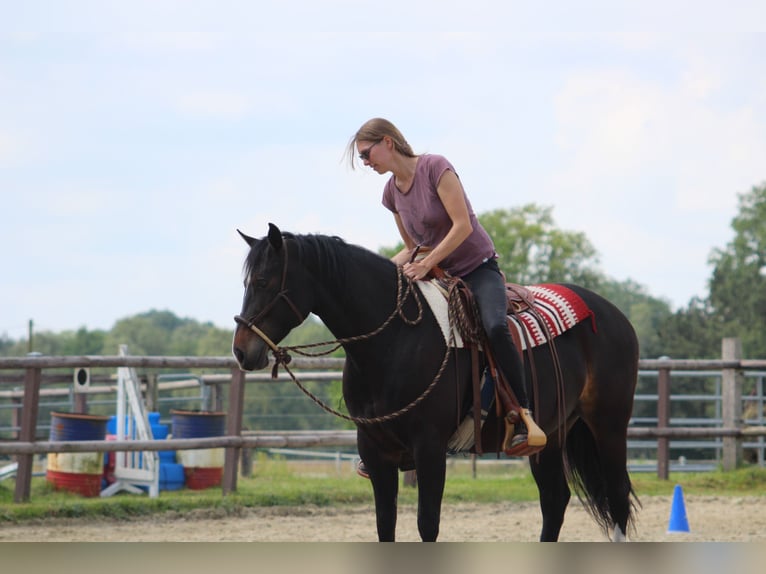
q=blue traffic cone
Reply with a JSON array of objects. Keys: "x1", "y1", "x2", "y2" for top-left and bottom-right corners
[{"x1": 667, "y1": 484, "x2": 690, "y2": 533}]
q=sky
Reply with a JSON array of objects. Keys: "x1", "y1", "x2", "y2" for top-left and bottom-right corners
[{"x1": 1, "y1": 1, "x2": 765, "y2": 341}]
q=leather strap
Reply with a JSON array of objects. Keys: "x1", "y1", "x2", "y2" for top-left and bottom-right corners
[{"x1": 471, "y1": 345, "x2": 482, "y2": 455}]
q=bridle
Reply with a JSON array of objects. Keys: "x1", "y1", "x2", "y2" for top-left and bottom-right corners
[
  {"x1": 234, "y1": 236, "x2": 303, "y2": 365},
  {"x1": 233, "y1": 237, "x2": 455, "y2": 425}
]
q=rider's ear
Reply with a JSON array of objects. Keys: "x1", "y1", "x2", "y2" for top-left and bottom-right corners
[
  {"x1": 237, "y1": 229, "x2": 257, "y2": 247},
  {"x1": 267, "y1": 223, "x2": 283, "y2": 250}
]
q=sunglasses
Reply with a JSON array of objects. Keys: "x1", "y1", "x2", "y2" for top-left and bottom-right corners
[{"x1": 358, "y1": 139, "x2": 382, "y2": 161}]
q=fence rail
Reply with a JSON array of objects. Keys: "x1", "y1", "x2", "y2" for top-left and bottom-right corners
[
  {"x1": 0, "y1": 432, "x2": 359, "y2": 455},
  {"x1": 2, "y1": 339, "x2": 766, "y2": 503},
  {"x1": 5, "y1": 427, "x2": 766, "y2": 456}
]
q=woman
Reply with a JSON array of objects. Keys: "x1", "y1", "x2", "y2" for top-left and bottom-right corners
[{"x1": 348, "y1": 118, "x2": 545, "y2": 477}]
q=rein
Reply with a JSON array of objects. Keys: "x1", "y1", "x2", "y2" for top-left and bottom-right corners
[{"x1": 234, "y1": 244, "x2": 454, "y2": 425}]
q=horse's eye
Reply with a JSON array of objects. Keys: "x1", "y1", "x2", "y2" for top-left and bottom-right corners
[{"x1": 248, "y1": 276, "x2": 267, "y2": 289}]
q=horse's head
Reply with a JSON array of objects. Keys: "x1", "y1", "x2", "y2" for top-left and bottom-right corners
[{"x1": 232, "y1": 223, "x2": 311, "y2": 371}]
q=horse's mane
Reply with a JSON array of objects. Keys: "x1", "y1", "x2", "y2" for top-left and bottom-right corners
[{"x1": 244, "y1": 231, "x2": 393, "y2": 286}]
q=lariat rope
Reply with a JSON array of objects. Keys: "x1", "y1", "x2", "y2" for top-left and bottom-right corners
[{"x1": 236, "y1": 266, "x2": 457, "y2": 425}]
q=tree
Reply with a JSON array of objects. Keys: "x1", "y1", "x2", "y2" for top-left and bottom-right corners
[
  {"x1": 657, "y1": 297, "x2": 721, "y2": 359},
  {"x1": 596, "y1": 279, "x2": 674, "y2": 358},
  {"x1": 196, "y1": 328, "x2": 236, "y2": 356},
  {"x1": 652, "y1": 182, "x2": 766, "y2": 359},
  {"x1": 479, "y1": 205, "x2": 603, "y2": 287},
  {"x1": 0, "y1": 333, "x2": 13, "y2": 354},
  {"x1": 168, "y1": 321, "x2": 226, "y2": 356},
  {"x1": 706, "y1": 182, "x2": 766, "y2": 357},
  {"x1": 101, "y1": 310, "x2": 177, "y2": 355},
  {"x1": 59, "y1": 327, "x2": 107, "y2": 355}
]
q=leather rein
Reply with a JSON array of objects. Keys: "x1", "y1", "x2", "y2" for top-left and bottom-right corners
[{"x1": 234, "y1": 239, "x2": 455, "y2": 425}]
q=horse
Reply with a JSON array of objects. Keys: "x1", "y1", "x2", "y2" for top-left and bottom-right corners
[{"x1": 232, "y1": 223, "x2": 640, "y2": 542}]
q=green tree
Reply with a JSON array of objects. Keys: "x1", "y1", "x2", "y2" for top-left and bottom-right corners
[
  {"x1": 595, "y1": 278, "x2": 674, "y2": 358},
  {"x1": 0, "y1": 333, "x2": 13, "y2": 355},
  {"x1": 657, "y1": 297, "x2": 720, "y2": 359},
  {"x1": 654, "y1": 182, "x2": 766, "y2": 359},
  {"x1": 196, "y1": 328, "x2": 236, "y2": 356},
  {"x1": 479, "y1": 205, "x2": 602, "y2": 287},
  {"x1": 169, "y1": 322, "x2": 208, "y2": 355},
  {"x1": 59, "y1": 327, "x2": 107, "y2": 355},
  {"x1": 706, "y1": 182, "x2": 766, "y2": 357},
  {"x1": 102, "y1": 310, "x2": 175, "y2": 355}
]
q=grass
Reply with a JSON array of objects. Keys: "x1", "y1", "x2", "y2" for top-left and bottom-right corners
[{"x1": 1, "y1": 455, "x2": 765, "y2": 524}]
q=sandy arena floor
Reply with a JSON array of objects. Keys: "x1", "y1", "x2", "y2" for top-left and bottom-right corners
[{"x1": 1, "y1": 495, "x2": 765, "y2": 542}]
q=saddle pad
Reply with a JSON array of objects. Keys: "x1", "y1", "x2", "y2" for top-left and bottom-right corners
[
  {"x1": 416, "y1": 280, "x2": 465, "y2": 347},
  {"x1": 417, "y1": 281, "x2": 593, "y2": 350},
  {"x1": 508, "y1": 284, "x2": 595, "y2": 350}
]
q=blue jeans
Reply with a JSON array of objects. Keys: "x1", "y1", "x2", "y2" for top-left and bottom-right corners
[{"x1": 462, "y1": 259, "x2": 530, "y2": 409}]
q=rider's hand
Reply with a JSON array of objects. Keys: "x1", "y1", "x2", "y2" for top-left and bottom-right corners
[{"x1": 402, "y1": 261, "x2": 430, "y2": 281}]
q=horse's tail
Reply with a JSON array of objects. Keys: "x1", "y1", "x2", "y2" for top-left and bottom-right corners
[{"x1": 563, "y1": 418, "x2": 639, "y2": 537}]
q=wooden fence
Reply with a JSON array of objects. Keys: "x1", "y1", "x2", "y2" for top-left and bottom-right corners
[{"x1": 2, "y1": 338, "x2": 766, "y2": 503}]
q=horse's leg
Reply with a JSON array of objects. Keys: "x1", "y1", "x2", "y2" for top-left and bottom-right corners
[
  {"x1": 368, "y1": 461, "x2": 400, "y2": 542},
  {"x1": 412, "y1": 443, "x2": 447, "y2": 542},
  {"x1": 529, "y1": 445, "x2": 571, "y2": 541}
]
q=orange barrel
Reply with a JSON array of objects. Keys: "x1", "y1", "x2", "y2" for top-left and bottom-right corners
[
  {"x1": 46, "y1": 412, "x2": 110, "y2": 497},
  {"x1": 170, "y1": 410, "x2": 226, "y2": 490}
]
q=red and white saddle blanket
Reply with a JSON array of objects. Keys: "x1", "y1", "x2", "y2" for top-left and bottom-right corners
[
  {"x1": 509, "y1": 283, "x2": 595, "y2": 348},
  {"x1": 416, "y1": 281, "x2": 595, "y2": 350}
]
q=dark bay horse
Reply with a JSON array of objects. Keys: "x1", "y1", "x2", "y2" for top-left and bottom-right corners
[{"x1": 232, "y1": 223, "x2": 640, "y2": 542}]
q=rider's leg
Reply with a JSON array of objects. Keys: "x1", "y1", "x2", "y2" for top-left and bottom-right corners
[{"x1": 462, "y1": 260, "x2": 545, "y2": 447}]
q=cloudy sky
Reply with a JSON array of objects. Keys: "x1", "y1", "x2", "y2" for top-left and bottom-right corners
[{"x1": 1, "y1": 1, "x2": 764, "y2": 341}]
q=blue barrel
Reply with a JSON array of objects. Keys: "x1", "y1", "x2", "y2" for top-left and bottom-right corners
[
  {"x1": 171, "y1": 410, "x2": 226, "y2": 490},
  {"x1": 170, "y1": 410, "x2": 226, "y2": 438},
  {"x1": 47, "y1": 412, "x2": 110, "y2": 497},
  {"x1": 49, "y1": 412, "x2": 109, "y2": 441}
]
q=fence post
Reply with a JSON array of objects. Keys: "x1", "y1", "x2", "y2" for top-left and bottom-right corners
[
  {"x1": 11, "y1": 395, "x2": 22, "y2": 442},
  {"x1": 14, "y1": 367, "x2": 42, "y2": 503},
  {"x1": 73, "y1": 392, "x2": 88, "y2": 414},
  {"x1": 222, "y1": 367, "x2": 246, "y2": 495},
  {"x1": 145, "y1": 373, "x2": 158, "y2": 413},
  {"x1": 656, "y1": 367, "x2": 671, "y2": 479},
  {"x1": 241, "y1": 447, "x2": 253, "y2": 477},
  {"x1": 721, "y1": 338, "x2": 743, "y2": 471}
]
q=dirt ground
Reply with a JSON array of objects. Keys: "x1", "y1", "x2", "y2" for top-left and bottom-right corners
[{"x1": 1, "y1": 495, "x2": 765, "y2": 542}]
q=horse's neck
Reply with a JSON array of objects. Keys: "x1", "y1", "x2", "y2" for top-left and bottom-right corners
[{"x1": 311, "y1": 261, "x2": 399, "y2": 344}]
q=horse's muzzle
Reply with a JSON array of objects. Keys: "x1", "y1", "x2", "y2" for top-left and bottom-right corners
[{"x1": 232, "y1": 324, "x2": 270, "y2": 371}]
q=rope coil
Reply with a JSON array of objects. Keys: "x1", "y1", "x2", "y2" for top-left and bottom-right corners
[{"x1": 240, "y1": 266, "x2": 453, "y2": 425}]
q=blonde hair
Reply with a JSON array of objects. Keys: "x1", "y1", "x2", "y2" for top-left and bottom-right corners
[{"x1": 346, "y1": 118, "x2": 416, "y2": 169}]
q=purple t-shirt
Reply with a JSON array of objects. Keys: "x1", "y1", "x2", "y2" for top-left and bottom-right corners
[{"x1": 381, "y1": 154, "x2": 496, "y2": 277}]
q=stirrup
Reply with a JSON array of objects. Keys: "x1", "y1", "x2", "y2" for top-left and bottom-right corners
[
  {"x1": 519, "y1": 408, "x2": 547, "y2": 447},
  {"x1": 502, "y1": 409, "x2": 546, "y2": 456},
  {"x1": 356, "y1": 460, "x2": 370, "y2": 479}
]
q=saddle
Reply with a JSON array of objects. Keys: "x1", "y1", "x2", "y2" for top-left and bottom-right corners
[
  {"x1": 423, "y1": 268, "x2": 561, "y2": 458},
  {"x1": 409, "y1": 247, "x2": 565, "y2": 456},
  {"x1": 444, "y1": 276, "x2": 554, "y2": 456}
]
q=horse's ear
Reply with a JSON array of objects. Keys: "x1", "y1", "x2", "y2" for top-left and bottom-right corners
[
  {"x1": 237, "y1": 229, "x2": 257, "y2": 247},
  {"x1": 267, "y1": 223, "x2": 283, "y2": 250}
]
